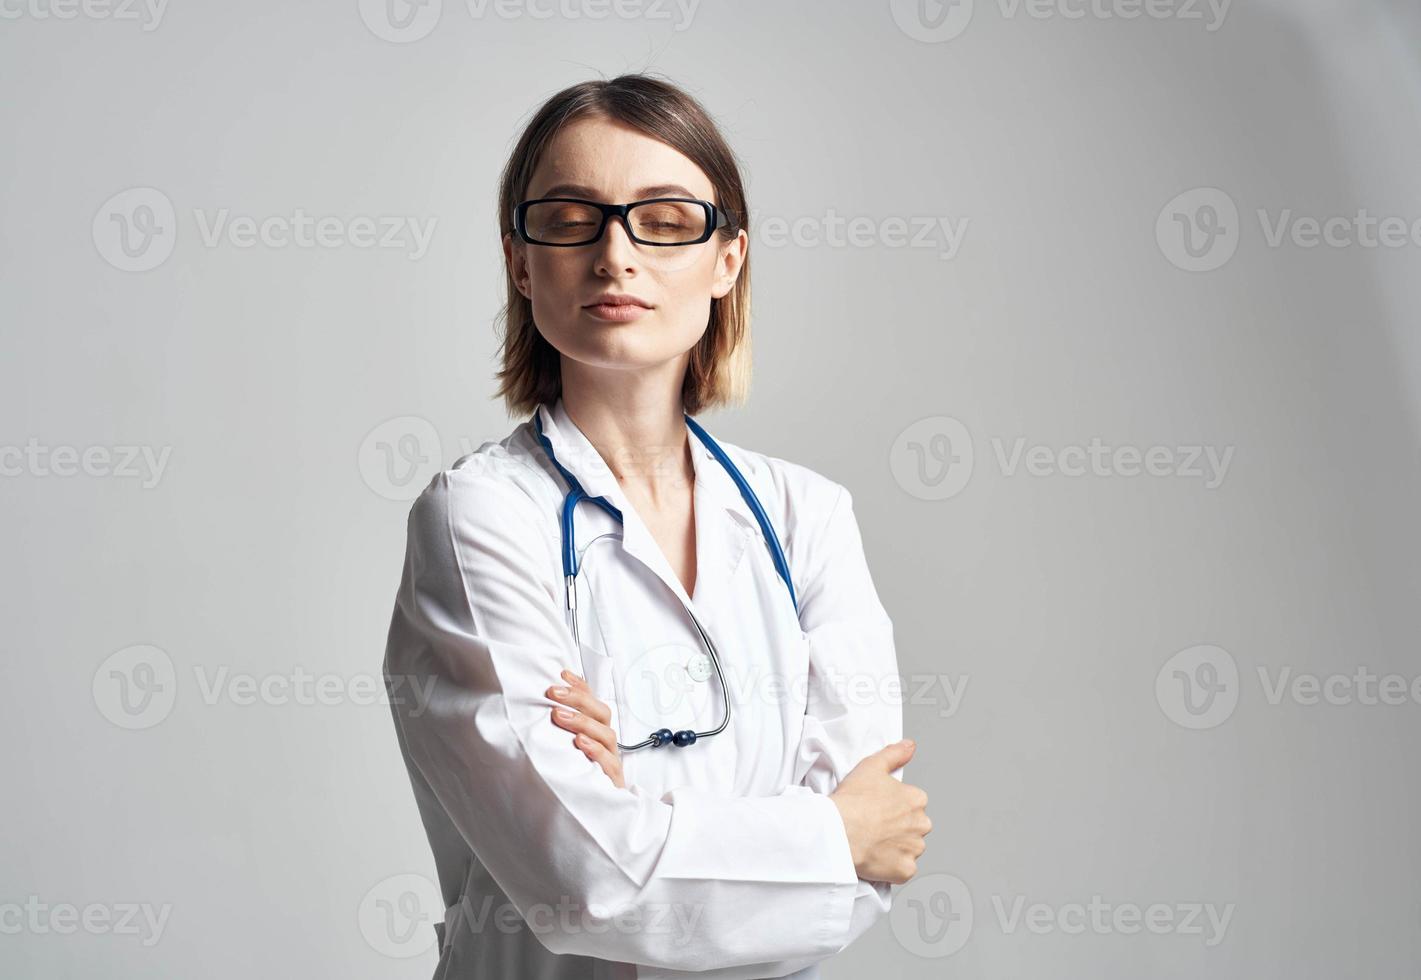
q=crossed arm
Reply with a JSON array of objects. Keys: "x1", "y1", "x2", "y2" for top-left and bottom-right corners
[{"x1": 385, "y1": 467, "x2": 901, "y2": 977}]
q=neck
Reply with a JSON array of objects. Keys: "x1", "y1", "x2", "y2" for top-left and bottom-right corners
[{"x1": 560, "y1": 360, "x2": 694, "y2": 493}]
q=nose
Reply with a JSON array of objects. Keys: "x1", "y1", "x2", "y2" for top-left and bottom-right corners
[{"x1": 592, "y1": 212, "x2": 641, "y2": 275}]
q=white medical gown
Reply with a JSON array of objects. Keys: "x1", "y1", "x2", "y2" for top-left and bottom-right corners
[{"x1": 383, "y1": 396, "x2": 903, "y2": 979}]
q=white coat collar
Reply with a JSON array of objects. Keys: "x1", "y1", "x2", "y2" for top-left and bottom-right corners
[{"x1": 532, "y1": 395, "x2": 759, "y2": 615}]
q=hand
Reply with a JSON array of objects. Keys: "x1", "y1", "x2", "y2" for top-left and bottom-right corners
[
  {"x1": 547, "y1": 669, "x2": 624, "y2": 788},
  {"x1": 829, "y1": 740, "x2": 931, "y2": 885}
]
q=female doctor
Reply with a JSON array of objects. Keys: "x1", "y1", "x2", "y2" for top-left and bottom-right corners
[{"x1": 383, "y1": 73, "x2": 931, "y2": 980}]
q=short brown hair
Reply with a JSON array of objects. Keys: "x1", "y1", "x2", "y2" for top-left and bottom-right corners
[{"x1": 493, "y1": 73, "x2": 752, "y2": 418}]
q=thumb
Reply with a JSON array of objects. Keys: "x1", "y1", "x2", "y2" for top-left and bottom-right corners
[{"x1": 875, "y1": 738, "x2": 916, "y2": 770}]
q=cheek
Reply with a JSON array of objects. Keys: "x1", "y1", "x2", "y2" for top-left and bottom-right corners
[
  {"x1": 526, "y1": 251, "x2": 577, "y2": 294},
  {"x1": 652, "y1": 249, "x2": 721, "y2": 321},
  {"x1": 639, "y1": 258, "x2": 713, "y2": 336},
  {"x1": 524, "y1": 255, "x2": 580, "y2": 329},
  {"x1": 653, "y1": 294, "x2": 714, "y2": 347}
]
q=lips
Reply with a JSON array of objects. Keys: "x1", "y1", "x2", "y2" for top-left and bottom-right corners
[
  {"x1": 583, "y1": 293, "x2": 652, "y2": 309},
  {"x1": 583, "y1": 300, "x2": 652, "y2": 322}
]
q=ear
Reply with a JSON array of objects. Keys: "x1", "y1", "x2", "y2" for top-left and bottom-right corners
[
  {"x1": 503, "y1": 232, "x2": 531, "y2": 299},
  {"x1": 710, "y1": 229, "x2": 748, "y2": 300}
]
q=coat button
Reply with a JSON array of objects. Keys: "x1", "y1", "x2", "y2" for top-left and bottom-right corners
[{"x1": 686, "y1": 651, "x2": 713, "y2": 682}]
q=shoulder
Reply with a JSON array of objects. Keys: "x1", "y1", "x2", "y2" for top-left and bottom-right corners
[
  {"x1": 706, "y1": 435, "x2": 863, "y2": 605},
  {"x1": 706, "y1": 432, "x2": 853, "y2": 551},
  {"x1": 389, "y1": 421, "x2": 567, "y2": 648},
  {"x1": 721, "y1": 438, "x2": 847, "y2": 511},
  {"x1": 404, "y1": 417, "x2": 563, "y2": 553}
]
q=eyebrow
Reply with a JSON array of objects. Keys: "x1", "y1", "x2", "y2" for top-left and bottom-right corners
[{"x1": 533, "y1": 182, "x2": 703, "y2": 201}]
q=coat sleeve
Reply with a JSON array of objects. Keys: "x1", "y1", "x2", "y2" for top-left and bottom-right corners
[
  {"x1": 785, "y1": 484, "x2": 903, "y2": 950},
  {"x1": 624, "y1": 482, "x2": 905, "y2": 980},
  {"x1": 382, "y1": 466, "x2": 861, "y2": 973}
]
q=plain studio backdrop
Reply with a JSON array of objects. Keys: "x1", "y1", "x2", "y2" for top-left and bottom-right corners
[{"x1": 3, "y1": 0, "x2": 1419, "y2": 976}]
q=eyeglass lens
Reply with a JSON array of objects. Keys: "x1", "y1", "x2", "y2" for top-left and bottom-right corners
[{"x1": 524, "y1": 200, "x2": 708, "y2": 245}]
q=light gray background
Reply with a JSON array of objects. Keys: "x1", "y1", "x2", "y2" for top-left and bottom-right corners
[{"x1": 3, "y1": 0, "x2": 1419, "y2": 976}]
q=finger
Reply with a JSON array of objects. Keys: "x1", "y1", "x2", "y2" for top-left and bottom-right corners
[
  {"x1": 573, "y1": 732, "x2": 607, "y2": 772},
  {"x1": 576, "y1": 734, "x2": 625, "y2": 788},
  {"x1": 550, "y1": 706, "x2": 619, "y2": 753},
  {"x1": 873, "y1": 739, "x2": 916, "y2": 771},
  {"x1": 561, "y1": 668, "x2": 590, "y2": 690},
  {"x1": 548, "y1": 683, "x2": 612, "y2": 726},
  {"x1": 574, "y1": 733, "x2": 600, "y2": 763}
]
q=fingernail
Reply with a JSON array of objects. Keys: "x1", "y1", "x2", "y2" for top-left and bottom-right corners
[
  {"x1": 902, "y1": 739, "x2": 915, "y2": 748},
  {"x1": 555, "y1": 708, "x2": 575, "y2": 719},
  {"x1": 551, "y1": 686, "x2": 570, "y2": 697}
]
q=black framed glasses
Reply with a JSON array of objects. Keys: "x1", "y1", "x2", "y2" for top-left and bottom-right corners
[{"x1": 513, "y1": 197, "x2": 738, "y2": 247}]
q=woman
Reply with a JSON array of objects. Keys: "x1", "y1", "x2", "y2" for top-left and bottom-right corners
[{"x1": 383, "y1": 73, "x2": 931, "y2": 980}]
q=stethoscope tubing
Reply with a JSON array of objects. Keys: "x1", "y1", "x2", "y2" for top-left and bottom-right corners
[{"x1": 531, "y1": 407, "x2": 794, "y2": 751}]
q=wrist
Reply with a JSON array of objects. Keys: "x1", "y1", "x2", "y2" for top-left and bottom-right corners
[{"x1": 829, "y1": 794, "x2": 863, "y2": 874}]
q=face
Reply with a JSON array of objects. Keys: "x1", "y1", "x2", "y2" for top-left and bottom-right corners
[{"x1": 504, "y1": 115, "x2": 747, "y2": 386}]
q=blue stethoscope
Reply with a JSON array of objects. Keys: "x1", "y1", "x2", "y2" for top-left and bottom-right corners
[{"x1": 533, "y1": 408, "x2": 798, "y2": 751}]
